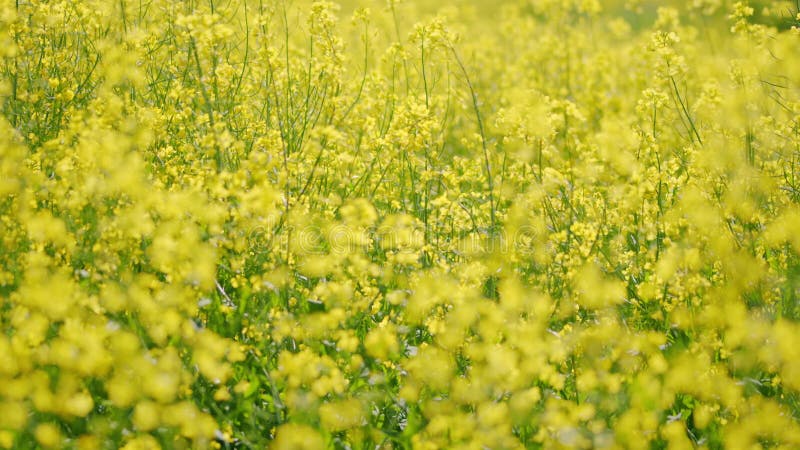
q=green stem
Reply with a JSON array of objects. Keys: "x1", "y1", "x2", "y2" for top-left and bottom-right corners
[{"x1": 450, "y1": 46, "x2": 496, "y2": 233}]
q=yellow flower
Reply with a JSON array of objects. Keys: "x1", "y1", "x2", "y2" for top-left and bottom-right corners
[
  {"x1": 0, "y1": 431, "x2": 15, "y2": 449},
  {"x1": 364, "y1": 323, "x2": 399, "y2": 360},
  {"x1": 271, "y1": 423, "x2": 325, "y2": 450},
  {"x1": 34, "y1": 423, "x2": 61, "y2": 448},
  {"x1": 133, "y1": 401, "x2": 160, "y2": 431}
]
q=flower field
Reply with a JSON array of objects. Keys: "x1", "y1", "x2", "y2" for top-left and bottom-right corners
[{"x1": 1, "y1": 0, "x2": 800, "y2": 448}]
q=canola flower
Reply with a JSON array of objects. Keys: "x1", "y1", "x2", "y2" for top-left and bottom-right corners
[{"x1": 1, "y1": 0, "x2": 800, "y2": 448}]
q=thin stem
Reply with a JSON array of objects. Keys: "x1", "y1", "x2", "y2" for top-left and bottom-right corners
[
  {"x1": 390, "y1": 2, "x2": 410, "y2": 95},
  {"x1": 670, "y1": 75, "x2": 702, "y2": 145},
  {"x1": 190, "y1": 38, "x2": 222, "y2": 171},
  {"x1": 450, "y1": 46, "x2": 496, "y2": 233}
]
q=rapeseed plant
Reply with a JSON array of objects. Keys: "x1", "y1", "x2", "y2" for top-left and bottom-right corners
[{"x1": 1, "y1": 0, "x2": 800, "y2": 448}]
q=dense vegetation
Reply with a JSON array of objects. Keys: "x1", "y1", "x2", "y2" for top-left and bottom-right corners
[{"x1": 1, "y1": 0, "x2": 800, "y2": 448}]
